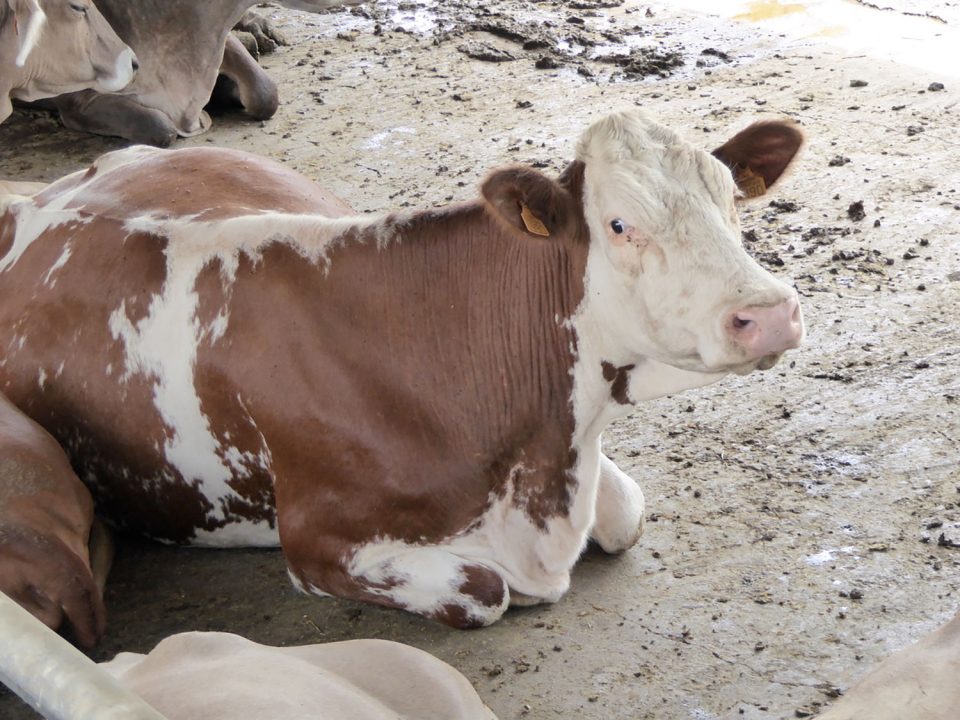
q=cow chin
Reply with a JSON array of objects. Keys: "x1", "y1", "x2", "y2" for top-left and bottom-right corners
[
  {"x1": 730, "y1": 352, "x2": 783, "y2": 376},
  {"x1": 96, "y1": 74, "x2": 132, "y2": 94}
]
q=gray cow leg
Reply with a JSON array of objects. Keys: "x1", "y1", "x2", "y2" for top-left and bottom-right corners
[
  {"x1": 54, "y1": 90, "x2": 178, "y2": 148},
  {"x1": 210, "y1": 34, "x2": 279, "y2": 121}
]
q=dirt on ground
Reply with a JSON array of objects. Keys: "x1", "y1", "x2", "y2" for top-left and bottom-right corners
[{"x1": 1, "y1": 1, "x2": 958, "y2": 719}]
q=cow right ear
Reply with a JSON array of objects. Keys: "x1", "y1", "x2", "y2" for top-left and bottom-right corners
[
  {"x1": 11, "y1": 0, "x2": 46, "y2": 68},
  {"x1": 712, "y1": 120, "x2": 803, "y2": 199},
  {"x1": 481, "y1": 167, "x2": 572, "y2": 240}
]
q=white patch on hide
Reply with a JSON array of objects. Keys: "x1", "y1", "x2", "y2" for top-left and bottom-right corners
[
  {"x1": 0, "y1": 203, "x2": 87, "y2": 275},
  {"x1": 42, "y1": 243, "x2": 72, "y2": 287},
  {"x1": 192, "y1": 520, "x2": 280, "y2": 548}
]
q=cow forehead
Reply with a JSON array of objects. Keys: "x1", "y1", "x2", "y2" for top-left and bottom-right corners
[{"x1": 576, "y1": 110, "x2": 737, "y2": 218}]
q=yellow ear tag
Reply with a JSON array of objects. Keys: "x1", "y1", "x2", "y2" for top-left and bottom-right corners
[
  {"x1": 519, "y1": 203, "x2": 551, "y2": 237},
  {"x1": 736, "y1": 168, "x2": 767, "y2": 198}
]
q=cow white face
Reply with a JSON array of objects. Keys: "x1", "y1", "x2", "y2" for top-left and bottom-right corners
[
  {"x1": 576, "y1": 110, "x2": 804, "y2": 376},
  {"x1": 8, "y1": 0, "x2": 137, "y2": 101}
]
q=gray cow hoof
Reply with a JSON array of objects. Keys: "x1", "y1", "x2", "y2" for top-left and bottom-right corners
[{"x1": 234, "y1": 11, "x2": 288, "y2": 56}]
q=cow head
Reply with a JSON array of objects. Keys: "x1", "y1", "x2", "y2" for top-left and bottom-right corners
[
  {"x1": 5, "y1": 0, "x2": 137, "y2": 99},
  {"x1": 573, "y1": 110, "x2": 804, "y2": 375},
  {"x1": 482, "y1": 110, "x2": 805, "y2": 379}
]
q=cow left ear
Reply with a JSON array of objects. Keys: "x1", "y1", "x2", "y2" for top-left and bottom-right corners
[
  {"x1": 481, "y1": 166, "x2": 572, "y2": 239},
  {"x1": 712, "y1": 120, "x2": 803, "y2": 199}
]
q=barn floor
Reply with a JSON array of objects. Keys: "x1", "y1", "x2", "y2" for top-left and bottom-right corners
[{"x1": 1, "y1": 1, "x2": 959, "y2": 718}]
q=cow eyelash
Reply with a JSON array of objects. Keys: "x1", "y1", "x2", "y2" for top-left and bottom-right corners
[{"x1": 70, "y1": 3, "x2": 88, "y2": 14}]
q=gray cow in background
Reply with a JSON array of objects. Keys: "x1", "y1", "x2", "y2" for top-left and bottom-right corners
[
  {"x1": 48, "y1": 0, "x2": 360, "y2": 146},
  {"x1": 1, "y1": 0, "x2": 137, "y2": 122}
]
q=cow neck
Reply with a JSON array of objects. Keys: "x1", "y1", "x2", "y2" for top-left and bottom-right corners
[{"x1": 342, "y1": 200, "x2": 588, "y2": 441}]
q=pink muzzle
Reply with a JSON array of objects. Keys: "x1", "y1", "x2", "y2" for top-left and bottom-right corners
[{"x1": 728, "y1": 295, "x2": 804, "y2": 360}]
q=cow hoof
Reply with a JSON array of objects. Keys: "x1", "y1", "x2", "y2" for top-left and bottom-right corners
[{"x1": 233, "y1": 11, "x2": 288, "y2": 55}]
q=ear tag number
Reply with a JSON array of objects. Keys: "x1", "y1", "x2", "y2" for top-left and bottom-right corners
[
  {"x1": 519, "y1": 203, "x2": 551, "y2": 237},
  {"x1": 736, "y1": 168, "x2": 767, "y2": 198}
]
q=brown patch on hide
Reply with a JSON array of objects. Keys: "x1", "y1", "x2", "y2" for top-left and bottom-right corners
[{"x1": 601, "y1": 361, "x2": 636, "y2": 405}]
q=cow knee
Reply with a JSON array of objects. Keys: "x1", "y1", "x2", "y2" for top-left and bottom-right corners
[
  {"x1": 243, "y1": 79, "x2": 279, "y2": 121},
  {"x1": 117, "y1": 110, "x2": 178, "y2": 147},
  {"x1": 591, "y1": 454, "x2": 645, "y2": 553},
  {"x1": 430, "y1": 563, "x2": 509, "y2": 629},
  {"x1": 342, "y1": 545, "x2": 510, "y2": 628},
  {"x1": 218, "y1": 35, "x2": 279, "y2": 121}
]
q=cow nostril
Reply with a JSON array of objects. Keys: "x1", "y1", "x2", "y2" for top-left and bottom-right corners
[
  {"x1": 732, "y1": 315, "x2": 752, "y2": 331},
  {"x1": 131, "y1": 58, "x2": 140, "y2": 72}
]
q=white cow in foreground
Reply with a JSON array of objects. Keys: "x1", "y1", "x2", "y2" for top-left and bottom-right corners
[
  {"x1": 3, "y1": 589, "x2": 957, "y2": 719},
  {"x1": 101, "y1": 632, "x2": 496, "y2": 720},
  {"x1": 817, "y1": 608, "x2": 960, "y2": 720},
  {"x1": 80, "y1": 609, "x2": 960, "y2": 719},
  {"x1": 1, "y1": 588, "x2": 493, "y2": 719},
  {"x1": 0, "y1": 0, "x2": 137, "y2": 122}
]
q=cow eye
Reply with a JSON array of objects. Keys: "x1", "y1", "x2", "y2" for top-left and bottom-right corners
[
  {"x1": 70, "y1": 2, "x2": 88, "y2": 14},
  {"x1": 610, "y1": 219, "x2": 626, "y2": 234}
]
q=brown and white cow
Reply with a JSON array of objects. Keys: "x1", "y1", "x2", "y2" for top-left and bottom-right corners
[
  {"x1": 0, "y1": 0, "x2": 137, "y2": 123},
  {"x1": 0, "y1": 110, "x2": 804, "y2": 644},
  {"x1": 47, "y1": 0, "x2": 360, "y2": 147}
]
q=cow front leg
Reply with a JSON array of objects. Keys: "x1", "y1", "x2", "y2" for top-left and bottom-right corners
[
  {"x1": 590, "y1": 453, "x2": 645, "y2": 553},
  {"x1": 291, "y1": 546, "x2": 510, "y2": 629},
  {"x1": 53, "y1": 90, "x2": 178, "y2": 147},
  {"x1": 0, "y1": 393, "x2": 106, "y2": 647},
  {"x1": 210, "y1": 34, "x2": 279, "y2": 121}
]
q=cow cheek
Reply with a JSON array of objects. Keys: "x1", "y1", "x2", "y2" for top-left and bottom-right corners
[
  {"x1": 642, "y1": 258, "x2": 709, "y2": 355},
  {"x1": 614, "y1": 248, "x2": 644, "y2": 278},
  {"x1": 608, "y1": 235, "x2": 654, "y2": 279}
]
